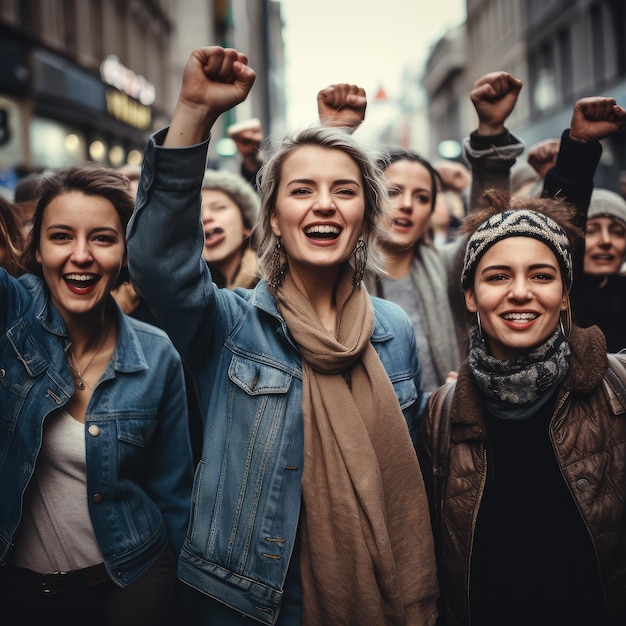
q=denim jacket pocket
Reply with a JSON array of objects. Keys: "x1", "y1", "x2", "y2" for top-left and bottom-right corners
[
  {"x1": 6, "y1": 319, "x2": 49, "y2": 378},
  {"x1": 228, "y1": 355, "x2": 293, "y2": 396},
  {"x1": 116, "y1": 413, "x2": 159, "y2": 447},
  {"x1": 392, "y1": 377, "x2": 418, "y2": 411},
  {"x1": 0, "y1": 325, "x2": 50, "y2": 432}
]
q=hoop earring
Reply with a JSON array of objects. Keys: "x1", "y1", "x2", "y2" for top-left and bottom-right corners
[
  {"x1": 559, "y1": 307, "x2": 572, "y2": 339},
  {"x1": 352, "y1": 238, "x2": 367, "y2": 287},
  {"x1": 268, "y1": 237, "x2": 288, "y2": 288},
  {"x1": 476, "y1": 311, "x2": 486, "y2": 343}
]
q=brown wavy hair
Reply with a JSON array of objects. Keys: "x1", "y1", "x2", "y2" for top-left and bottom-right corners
[
  {"x1": 0, "y1": 196, "x2": 26, "y2": 277},
  {"x1": 18, "y1": 162, "x2": 134, "y2": 284}
]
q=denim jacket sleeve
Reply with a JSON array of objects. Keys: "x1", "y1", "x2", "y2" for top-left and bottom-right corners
[
  {"x1": 0, "y1": 268, "x2": 26, "y2": 331},
  {"x1": 137, "y1": 330, "x2": 193, "y2": 554},
  {"x1": 126, "y1": 129, "x2": 227, "y2": 367}
]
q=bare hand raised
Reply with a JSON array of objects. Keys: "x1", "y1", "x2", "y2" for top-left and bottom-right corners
[
  {"x1": 569, "y1": 97, "x2": 626, "y2": 143},
  {"x1": 165, "y1": 47, "x2": 256, "y2": 148},
  {"x1": 317, "y1": 83, "x2": 367, "y2": 132},
  {"x1": 527, "y1": 139, "x2": 560, "y2": 179},
  {"x1": 470, "y1": 71, "x2": 523, "y2": 136}
]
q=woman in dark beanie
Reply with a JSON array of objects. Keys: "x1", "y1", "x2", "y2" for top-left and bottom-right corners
[{"x1": 418, "y1": 188, "x2": 626, "y2": 626}]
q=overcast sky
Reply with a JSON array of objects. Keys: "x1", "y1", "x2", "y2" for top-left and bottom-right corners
[{"x1": 279, "y1": 0, "x2": 467, "y2": 129}]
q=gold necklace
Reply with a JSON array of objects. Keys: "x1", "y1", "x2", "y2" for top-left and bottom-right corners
[{"x1": 68, "y1": 322, "x2": 109, "y2": 391}]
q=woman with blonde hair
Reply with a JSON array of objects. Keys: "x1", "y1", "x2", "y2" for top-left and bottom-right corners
[{"x1": 127, "y1": 46, "x2": 437, "y2": 625}]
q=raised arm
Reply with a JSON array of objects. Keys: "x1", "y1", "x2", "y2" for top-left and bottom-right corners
[
  {"x1": 541, "y1": 97, "x2": 626, "y2": 297},
  {"x1": 126, "y1": 48, "x2": 255, "y2": 364},
  {"x1": 543, "y1": 97, "x2": 626, "y2": 227},
  {"x1": 317, "y1": 83, "x2": 367, "y2": 133},
  {"x1": 463, "y1": 71, "x2": 525, "y2": 212}
]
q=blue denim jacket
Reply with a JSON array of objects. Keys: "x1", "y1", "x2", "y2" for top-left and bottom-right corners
[
  {"x1": 0, "y1": 270, "x2": 193, "y2": 586},
  {"x1": 126, "y1": 130, "x2": 427, "y2": 624}
]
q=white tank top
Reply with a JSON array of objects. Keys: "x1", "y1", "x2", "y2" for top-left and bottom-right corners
[{"x1": 11, "y1": 408, "x2": 104, "y2": 573}]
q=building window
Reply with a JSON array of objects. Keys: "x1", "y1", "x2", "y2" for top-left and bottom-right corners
[
  {"x1": 557, "y1": 28, "x2": 572, "y2": 103},
  {"x1": 62, "y1": 0, "x2": 76, "y2": 53},
  {"x1": 532, "y1": 43, "x2": 557, "y2": 113},
  {"x1": 608, "y1": 0, "x2": 626, "y2": 77},
  {"x1": 591, "y1": 3, "x2": 605, "y2": 86}
]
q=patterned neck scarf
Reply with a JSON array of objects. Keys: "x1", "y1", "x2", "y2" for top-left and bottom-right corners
[{"x1": 468, "y1": 326, "x2": 571, "y2": 421}]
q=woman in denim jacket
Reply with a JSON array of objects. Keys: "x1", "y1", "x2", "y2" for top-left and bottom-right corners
[
  {"x1": 0, "y1": 163, "x2": 193, "y2": 625},
  {"x1": 126, "y1": 47, "x2": 437, "y2": 625}
]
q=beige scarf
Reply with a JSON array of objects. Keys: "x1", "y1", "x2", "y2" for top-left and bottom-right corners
[{"x1": 274, "y1": 269, "x2": 437, "y2": 625}]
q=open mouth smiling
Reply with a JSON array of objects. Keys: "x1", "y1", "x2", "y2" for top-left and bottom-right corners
[
  {"x1": 501, "y1": 312, "x2": 539, "y2": 321},
  {"x1": 304, "y1": 224, "x2": 341, "y2": 240},
  {"x1": 64, "y1": 273, "x2": 100, "y2": 289},
  {"x1": 591, "y1": 253, "x2": 615, "y2": 261}
]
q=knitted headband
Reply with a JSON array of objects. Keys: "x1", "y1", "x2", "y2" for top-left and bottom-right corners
[{"x1": 461, "y1": 209, "x2": 573, "y2": 290}]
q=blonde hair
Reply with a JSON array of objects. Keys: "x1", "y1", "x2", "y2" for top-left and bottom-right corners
[{"x1": 252, "y1": 125, "x2": 390, "y2": 282}]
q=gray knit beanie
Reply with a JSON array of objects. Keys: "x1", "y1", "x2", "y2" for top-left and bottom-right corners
[
  {"x1": 461, "y1": 209, "x2": 573, "y2": 290},
  {"x1": 588, "y1": 187, "x2": 626, "y2": 226},
  {"x1": 201, "y1": 169, "x2": 260, "y2": 230}
]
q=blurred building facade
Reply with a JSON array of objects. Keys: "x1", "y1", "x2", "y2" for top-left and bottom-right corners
[
  {"x1": 422, "y1": 0, "x2": 626, "y2": 191},
  {"x1": 0, "y1": 0, "x2": 285, "y2": 195}
]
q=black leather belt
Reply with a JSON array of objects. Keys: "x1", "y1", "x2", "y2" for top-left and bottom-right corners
[{"x1": 8, "y1": 563, "x2": 110, "y2": 594}]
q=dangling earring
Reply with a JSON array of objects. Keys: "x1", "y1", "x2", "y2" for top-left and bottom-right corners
[
  {"x1": 476, "y1": 311, "x2": 486, "y2": 343},
  {"x1": 351, "y1": 238, "x2": 367, "y2": 287},
  {"x1": 559, "y1": 294, "x2": 571, "y2": 339},
  {"x1": 268, "y1": 237, "x2": 287, "y2": 288},
  {"x1": 559, "y1": 307, "x2": 572, "y2": 339}
]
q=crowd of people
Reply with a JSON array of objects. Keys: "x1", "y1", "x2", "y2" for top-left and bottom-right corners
[{"x1": 1, "y1": 44, "x2": 626, "y2": 626}]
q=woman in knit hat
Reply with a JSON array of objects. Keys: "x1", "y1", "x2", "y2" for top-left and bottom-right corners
[
  {"x1": 584, "y1": 187, "x2": 626, "y2": 275},
  {"x1": 418, "y1": 188, "x2": 626, "y2": 626},
  {"x1": 569, "y1": 186, "x2": 626, "y2": 352},
  {"x1": 201, "y1": 168, "x2": 260, "y2": 289}
]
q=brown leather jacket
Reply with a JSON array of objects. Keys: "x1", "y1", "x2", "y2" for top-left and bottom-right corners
[{"x1": 418, "y1": 324, "x2": 626, "y2": 625}]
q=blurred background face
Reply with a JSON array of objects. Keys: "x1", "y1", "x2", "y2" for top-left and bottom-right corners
[
  {"x1": 464, "y1": 237, "x2": 567, "y2": 361},
  {"x1": 584, "y1": 216, "x2": 626, "y2": 275},
  {"x1": 201, "y1": 189, "x2": 249, "y2": 265},
  {"x1": 382, "y1": 160, "x2": 433, "y2": 250}
]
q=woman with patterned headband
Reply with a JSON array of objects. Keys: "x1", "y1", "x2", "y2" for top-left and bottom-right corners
[{"x1": 417, "y1": 188, "x2": 626, "y2": 626}]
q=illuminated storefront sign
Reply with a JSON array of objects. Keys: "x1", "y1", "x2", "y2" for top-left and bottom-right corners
[
  {"x1": 100, "y1": 55, "x2": 156, "y2": 106},
  {"x1": 105, "y1": 89, "x2": 151, "y2": 130}
]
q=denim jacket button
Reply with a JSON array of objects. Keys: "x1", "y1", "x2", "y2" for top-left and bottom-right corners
[
  {"x1": 93, "y1": 493, "x2": 103, "y2": 503},
  {"x1": 0, "y1": 368, "x2": 5, "y2": 378},
  {"x1": 88, "y1": 424, "x2": 100, "y2": 437}
]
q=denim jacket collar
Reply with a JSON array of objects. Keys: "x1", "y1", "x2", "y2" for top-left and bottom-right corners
[{"x1": 22, "y1": 274, "x2": 149, "y2": 374}]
